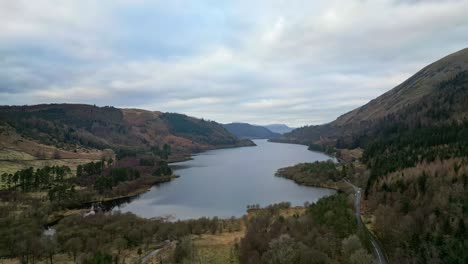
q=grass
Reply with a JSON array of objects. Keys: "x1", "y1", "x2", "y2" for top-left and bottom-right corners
[
  {"x1": 361, "y1": 214, "x2": 376, "y2": 233},
  {"x1": 192, "y1": 231, "x2": 243, "y2": 264},
  {"x1": 0, "y1": 148, "x2": 36, "y2": 161}
]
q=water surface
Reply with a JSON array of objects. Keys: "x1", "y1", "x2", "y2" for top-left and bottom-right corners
[{"x1": 115, "y1": 140, "x2": 335, "y2": 219}]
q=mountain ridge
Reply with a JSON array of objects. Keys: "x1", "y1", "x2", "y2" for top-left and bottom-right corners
[
  {"x1": 0, "y1": 104, "x2": 253, "y2": 164},
  {"x1": 223, "y1": 122, "x2": 281, "y2": 139},
  {"x1": 278, "y1": 47, "x2": 468, "y2": 147},
  {"x1": 262, "y1": 124, "x2": 294, "y2": 134}
]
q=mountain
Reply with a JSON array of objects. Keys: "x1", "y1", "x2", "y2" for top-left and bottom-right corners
[
  {"x1": 263, "y1": 124, "x2": 294, "y2": 134},
  {"x1": 276, "y1": 48, "x2": 468, "y2": 263},
  {"x1": 223, "y1": 123, "x2": 281, "y2": 139},
  {"x1": 0, "y1": 104, "x2": 253, "y2": 162},
  {"x1": 278, "y1": 48, "x2": 468, "y2": 147}
]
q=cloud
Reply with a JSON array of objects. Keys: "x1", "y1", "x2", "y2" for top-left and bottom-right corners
[{"x1": 1, "y1": 0, "x2": 468, "y2": 127}]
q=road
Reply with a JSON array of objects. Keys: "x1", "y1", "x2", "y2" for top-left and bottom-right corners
[
  {"x1": 344, "y1": 180, "x2": 388, "y2": 264},
  {"x1": 140, "y1": 241, "x2": 173, "y2": 264}
]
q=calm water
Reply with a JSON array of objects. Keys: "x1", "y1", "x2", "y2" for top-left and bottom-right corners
[{"x1": 114, "y1": 140, "x2": 335, "y2": 220}]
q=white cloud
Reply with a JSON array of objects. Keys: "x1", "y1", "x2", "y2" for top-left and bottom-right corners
[{"x1": 1, "y1": 0, "x2": 468, "y2": 127}]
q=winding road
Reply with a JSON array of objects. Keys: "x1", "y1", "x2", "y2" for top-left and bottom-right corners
[{"x1": 344, "y1": 180, "x2": 388, "y2": 264}]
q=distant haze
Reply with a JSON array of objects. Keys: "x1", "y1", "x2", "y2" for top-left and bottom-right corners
[
  {"x1": 1, "y1": 1, "x2": 468, "y2": 127},
  {"x1": 263, "y1": 124, "x2": 295, "y2": 134}
]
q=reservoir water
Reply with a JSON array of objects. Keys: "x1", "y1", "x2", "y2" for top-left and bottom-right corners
[{"x1": 114, "y1": 139, "x2": 335, "y2": 220}]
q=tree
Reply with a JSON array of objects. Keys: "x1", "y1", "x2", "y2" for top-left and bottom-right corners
[
  {"x1": 153, "y1": 161, "x2": 172, "y2": 177},
  {"x1": 86, "y1": 252, "x2": 113, "y2": 264},
  {"x1": 349, "y1": 249, "x2": 374, "y2": 264},
  {"x1": 173, "y1": 237, "x2": 193, "y2": 263},
  {"x1": 162, "y1": 144, "x2": 171, "y2": 160},
  {"x1": 1, "y1": 173, "x2": 7, "y2": 187},
  {"x1": 113, "y1": 237, "x2": 127, "y2": 261},
  {"x1": 262, "y1": 234, "x2": 300, "y2": 264},
  {"x1": 64, "y1": 237, "x2": 82, "y2": 262},
  {"x1": 53, "y1": 149, "x2": 61, "y2": 159},
  {"x1": 341, "y1": 235, "x2": 362, "y2": 257},
  {"x1": 77, "y1": 165, "x2": 83, "y2": 177},
  {"x1": 41, "y1": 237, "x2": 58, "y2": 264},
  {"x1": 107, "y1": 158, "x2": 113, "y2": 167}
]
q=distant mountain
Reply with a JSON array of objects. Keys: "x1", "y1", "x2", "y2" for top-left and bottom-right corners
[
  {"x1": 278, "y1": 47, "x2": 468, "y2": 147},
  {"x1": 223, "y1": 123, "x2": 281, "y2": 139},
  {"x1": 263, "y1": 124, "x2": 294, "y2": 134},
  {"x1": 0, "y1": 104, "x2": 253, "y2": 160}
]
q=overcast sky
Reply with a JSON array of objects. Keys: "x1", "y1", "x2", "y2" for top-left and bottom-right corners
[{"x1": 1, "y1": 0, "x2": 468, "y2": 127}]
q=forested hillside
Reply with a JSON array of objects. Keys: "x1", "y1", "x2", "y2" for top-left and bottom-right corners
[
  {"x1": 0, "y1": 104, "x2": 250, "y2": 160},
  {"x1": 223, "y1": 122, "x2": 281, "y2": 139},
  {"x1": 240, "y1": 195, "x2": 374, "y2": 264},
  {"x1": 279, "y1": 48, "x2": 468, "y2": 147},
  {"x1": 276, "y1": 48, "x2": 468, "y2": 263}
]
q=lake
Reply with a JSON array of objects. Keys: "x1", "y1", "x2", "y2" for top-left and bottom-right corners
[{"x1": 114, "y1": 139, "x2": 335, "y2": 220}]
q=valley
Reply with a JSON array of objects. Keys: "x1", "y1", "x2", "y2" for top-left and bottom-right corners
[{"x1": 1, "y1": 44, "x2": 467, "y2": 264}]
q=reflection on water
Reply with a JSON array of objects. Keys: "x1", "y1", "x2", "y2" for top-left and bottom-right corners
[{"x1": 112, "y1": 140, "x2": 336, "y2": 220}]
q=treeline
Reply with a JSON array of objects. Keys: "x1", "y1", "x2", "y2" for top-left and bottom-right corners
[
  {"x1": 336, "y1": 71, "x2": 468, "y2": 150},
  {"x1": 308, "y1": 144, "x2": 336, "y2": 155},
  {"x1": 367, "y1": 158, "x2": 467, "y2": 263},
  {"x1": 362, "y1": 121, "x2": 468, "y2": 195},
  {"x1": 115, "y1": 143, "x2": 171, "y2": 161},
  {"x1": 77, "y1": 160, "x2": 107, "y2": 177},
  {"x1": 352, "y1": 72, "x2": 468, "y2": 263},
  {"x1": 1, "y1": 165, "x2": 71, "y2": 191},
  {"x1": 0, "y1": 105, "x2": 125, "y2": 150},
  {"x1": 356, "y1": 72, "x2": 468, "y2": 195},
  {"x1": 0, "y1": 205, "x2": 242, "y2": 264},
  {"x1": 152, "y1": 161, "x2": 173, "y2": 177},
  {"x1": 0, "y1": 156, "x2": 174, "y2": 208},
  {"x1": 239, "y1": 194, "x2": 374, "y2": 264},
  {"x1": 276, "y1": 160, "x2": 350, "y2": 188},
  {"x1": 162, "y1": 113, "x2": 238, "y2": 146},
  {"x1": 75, "y1": 156, "x2": 173, "y2": 193},
  {"x1": 94, "y1": 168, "x2": 141, "y2": 194}
]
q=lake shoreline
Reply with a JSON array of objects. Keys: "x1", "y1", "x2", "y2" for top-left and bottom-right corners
[
  {"x1": 48, "y1": 140, "x2": 338, "y2": 225},
  {"x1": 115, "y1": 139, "x2": 336, "y2": 220},
  {"x1": 44, "y1": 143, "x2": 258, "y2": 226},
  {"x1": 46, "y1": 175, "x2": 180, "y2": 226}
]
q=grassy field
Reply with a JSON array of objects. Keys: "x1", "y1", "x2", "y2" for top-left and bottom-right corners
[
  {"x1": 0, "y1": 147, "x2": 100, "y2": 188},
  {"x1": 192, "y1": 231, "x2": 244, "y2": 264},
  {"x1": 0, "y1": 148, "x2": 37, "y2": 160}
]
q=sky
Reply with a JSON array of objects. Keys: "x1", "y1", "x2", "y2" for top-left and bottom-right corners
[{"x1": 1, "y1": 0, "x2": 468, "y2": 127}]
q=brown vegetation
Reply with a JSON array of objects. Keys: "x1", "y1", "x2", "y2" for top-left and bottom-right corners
[{"x1": 366, "y1": 158, "x2": 467, "y2": 263}]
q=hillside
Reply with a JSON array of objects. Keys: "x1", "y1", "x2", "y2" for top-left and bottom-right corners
[
  {"x1": 0, "y1": 104, "x2": 252, "y2": 173},
  {"x1": 223, "y1": 122, "x2": 281, "y2": 139},
  {"x1": 263, "y1": 124, "x2": 294, "y2": 134},
  {"x1": 276, "y1": 48, "x2": 468, "y2": 263},
  {"x1": 280, "y1": 48, "x2": 468, "y2": 147}
]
